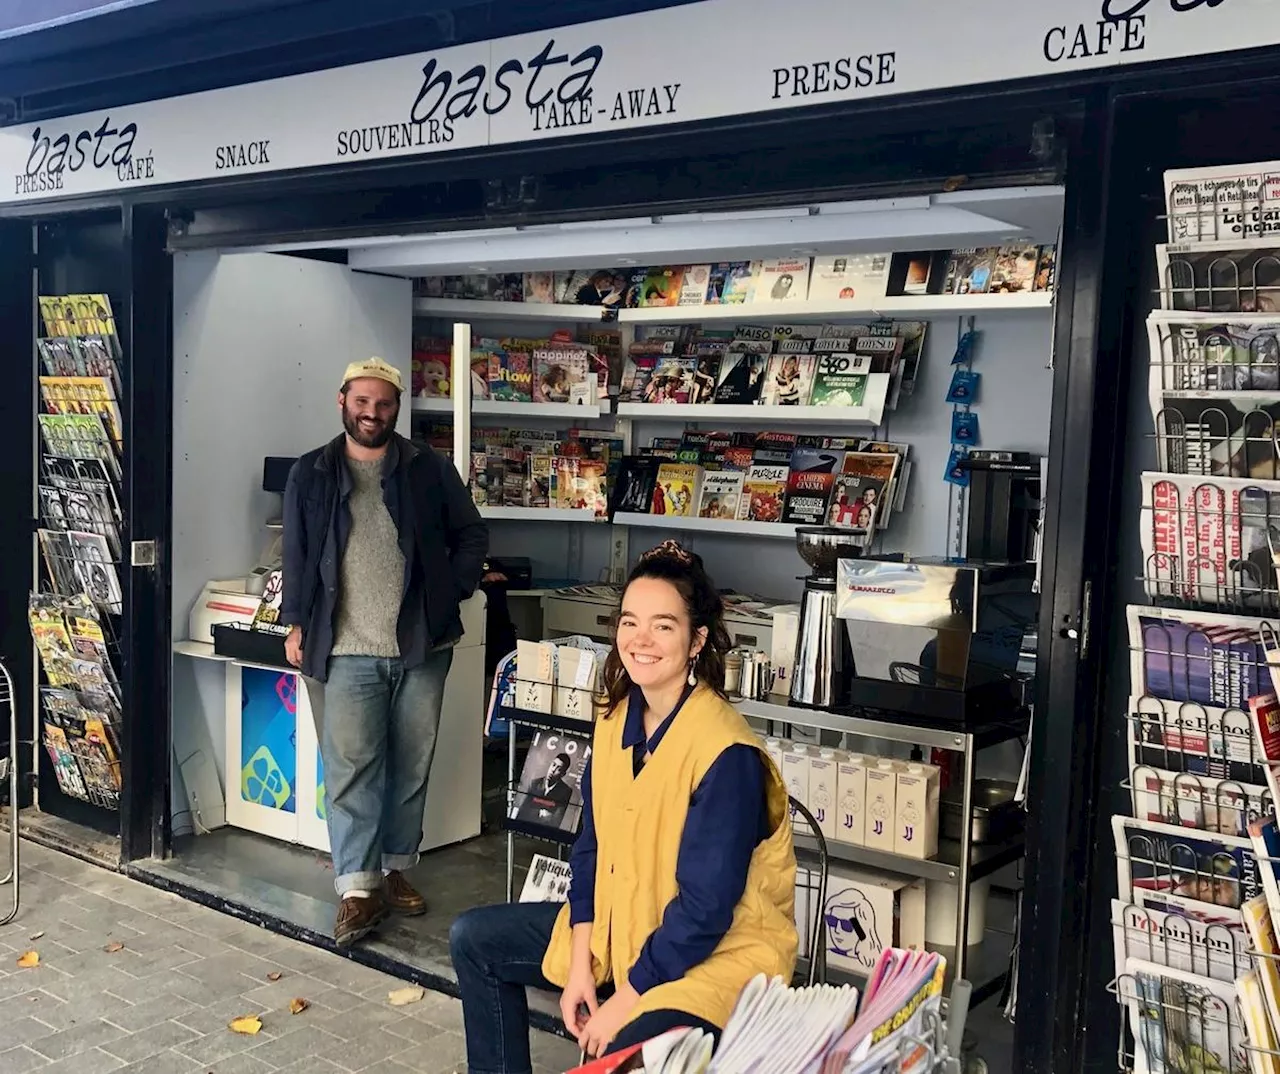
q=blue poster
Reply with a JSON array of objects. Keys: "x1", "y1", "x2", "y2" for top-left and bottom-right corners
[{"x1": 240, "y1": 668, "x2": 297, "y2": 813}]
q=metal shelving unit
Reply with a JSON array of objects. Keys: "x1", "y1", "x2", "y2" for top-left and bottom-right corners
[
  {"x1": 738, "y1": 695, "x2": 1027, "y2": 999},
  {"x1": 498, "y1": 696, "x2": 1025, "y2": 1001}
]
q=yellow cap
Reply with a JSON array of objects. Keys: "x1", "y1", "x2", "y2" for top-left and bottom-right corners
[{"x1": 341, "y1": 356, "x2": 403, "y2": 393}]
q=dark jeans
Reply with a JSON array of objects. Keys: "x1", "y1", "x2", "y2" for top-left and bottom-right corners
[{"x1": 449, "y1": 902, "x2": 721, "y2": 1074}]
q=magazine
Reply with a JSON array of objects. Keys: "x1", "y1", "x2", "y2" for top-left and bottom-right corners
[
  {"x1": 1127, "y1": 694, "x2": 1263, "y2": 787},
  {"x1": 759, "y1": 354, "x2": 816, "y2": 406},
  {"x1": 1126, "y1": 604, "x2": 1269, "y2": 709},
  {"x1": 808, "y1": 254, "x2": 889, "y2": 304},
  {"x1": 1113, "y1": 812, "x2": 1263, "y2": 913},
  {"x1": 653, "y1": 463, "x2": 700, "y2": 517},
  {"x1": 706, "y1": 262, "x2": 756, "y2": 304},
  {"x1": 1110, "y1": 898, "x2": 1251, "y2": 985},
  {"x1": 781, "y1": 447, "x2": 842, "y2": 525},
  {"x1": 1117, "y1": 957, "x2": 1248, "y2": 1074},
  {"x1": 1164, "y1": 160, "x2": 1280, "y2": 243},
  {"x1": 1155, "y1": 241, "x2": 1280, "y2": 313},
  {"x1": 809, "y1": 354, "x2": 869, "y2": 408},
  {"x1": 737, "y1": 465, "x2": 788, "y2": 523},
  {"x1": 520, "y1": 854, "x2": 573, "y2": 903},
  {"x1": 712, "y1": 352, "x2": 766, "y2": 404},
  {"x1": 509, "y1": 729, "x2": 591, "y2": 836},
  {"x1": 750, "y1": 258, "x2": 811, "y2": 304},
  {"x1": 697, "y1": 471, "x2": 745, "y2": 521}
]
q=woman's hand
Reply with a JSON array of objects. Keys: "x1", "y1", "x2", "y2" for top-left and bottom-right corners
[
  {"x1": 559, "y1": 964, "x2": 598, "y2": 1038},
  {"x1": 581, "y1": 982, "x2": 640, "y2": 1059}
]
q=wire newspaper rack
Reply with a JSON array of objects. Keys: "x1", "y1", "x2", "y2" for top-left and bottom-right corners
[
  {"x1": 1157, "y1": 250, "x2": 1280, "y2": 315},
  {"x1": 1165, "y1": 181, "x2": 1280, "y2": 246},
  {"x1": 1107, "y1": 897, "x2": 1280, "y2": 1074}
]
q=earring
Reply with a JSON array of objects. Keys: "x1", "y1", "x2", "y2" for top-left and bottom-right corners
[{"x1": 687, "y1": 658, "x2": 697, "y2": 687}]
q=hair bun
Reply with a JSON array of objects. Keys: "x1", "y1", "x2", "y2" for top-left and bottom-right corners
[{"x1": 639, "y1": 539, "x2": 695, "y2": 566}]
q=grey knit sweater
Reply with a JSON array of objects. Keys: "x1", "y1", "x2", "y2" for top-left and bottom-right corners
[{"x1": 330, "y1": 456, "x2": 405, "y2": 658}]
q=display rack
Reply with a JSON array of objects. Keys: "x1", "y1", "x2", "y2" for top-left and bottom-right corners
[
  {"x1": 28, "y1": 296, "x2": 128, "y2": 820},
  {"x1": 498, "y1": 696, "x2": 1026, "y2": 1003}
]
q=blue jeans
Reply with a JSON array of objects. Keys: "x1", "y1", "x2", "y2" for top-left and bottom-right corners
[
  {"x1": 320, "y1": 650, "x2": 452, "y2": 896},
  {"x1": 449, "y1": 902, "x2": 720, "y2": 1074}
]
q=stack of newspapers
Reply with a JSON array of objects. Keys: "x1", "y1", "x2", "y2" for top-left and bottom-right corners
[{"x1": 569, "y1": 948, "x2": 948, "y2": 1074}]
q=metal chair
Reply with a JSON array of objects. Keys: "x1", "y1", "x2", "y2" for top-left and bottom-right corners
[
  {"x1": 1, "y1": 658, "x2": 19, "y2": 926},
  {"x1": 789, "y1": 795, "x2": 829, "y2": 987}
]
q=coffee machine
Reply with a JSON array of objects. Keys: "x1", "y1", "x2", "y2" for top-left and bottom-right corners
[
  {"x1": 833, "y1": 557, "x2": 1037, "y2": 723},
  {"x1": 789, "y1": 527, "x2": 867, "y2": 707}
]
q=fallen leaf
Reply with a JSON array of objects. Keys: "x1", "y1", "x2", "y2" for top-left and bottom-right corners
[
  {"x1": 267, "y1": 971, "x2": 283, "y2": 982},
  {"x1": 387, "y1": 985, "x2": 424, "y2": 1007},
  {"x1": 103, "y1": 942, "x2": 124, "y2": 954},
  {"x1": 289, "y1": 997, "x2": 309, "y2": 1015},
  {"x1": 16, "y1": 951, "x2": 39, "y2": 968},
  {"x1": 27, "y1": 931, "x2": 43, "y2": 941},
  {"x1": 228, "y1": 1015, "x2": 263, "y2": 1036}
]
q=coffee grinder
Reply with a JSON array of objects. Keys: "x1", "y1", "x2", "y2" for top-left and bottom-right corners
[{"x1": 790, "y1": 527, "x2": 866, "y2": 707}]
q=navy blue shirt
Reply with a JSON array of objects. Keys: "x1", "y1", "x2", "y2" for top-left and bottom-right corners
[{"x1": 566, "y1": 686, "x2": 772, "y2": 995}]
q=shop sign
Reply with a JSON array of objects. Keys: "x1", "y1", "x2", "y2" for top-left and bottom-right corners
[{"x1": 0, "y1": 0, "x2": 1275, "y2": 204}]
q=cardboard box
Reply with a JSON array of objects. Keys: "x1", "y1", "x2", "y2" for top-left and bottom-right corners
[
  {"x1": 516, "y1": 640, "x2": 557, "y2": 684},
  {"x1": 515, "y1": 679, "x2": 553, "y2": 713},
  {"x1": 864, "y1": 760, "x2": 900, "y2": 853},
  {"x1": 555, "y1": 647, "x2": 598, "y2": 691},
  {"x1": 552, "y1": 685, "x2": 594, "y2": 724},
  {"x1": 835, "y1": 753, "x2": 869, "y2": 846},
  {"x1": 782, "y1": 743, "x2": 812, "y2": 822},
  {"x1": 819, "y1": 865, "x2": 927, "y2": 976},
  {"x1": 895, "y1": 762, "x2": 941, "y2": 860},
  {"x1": 809, "y1": 748, "x2": 842, "y2": 841}
]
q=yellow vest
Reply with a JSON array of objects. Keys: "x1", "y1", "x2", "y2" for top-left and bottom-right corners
[{"x1": 541, "y1": 683, "x2": 798, "y2": 1029}]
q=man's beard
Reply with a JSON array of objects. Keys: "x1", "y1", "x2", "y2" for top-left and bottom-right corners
[{"x1": 342, "y1": 403, "x2": 395, "y2": 448}]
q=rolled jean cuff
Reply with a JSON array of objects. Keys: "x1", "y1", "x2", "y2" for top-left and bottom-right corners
[
  {"x1": 382, "y1": 852, "x2": 419, "y2": 872},
  {"x1": 335, "y1": 870, "x2": 384, "y2": 897}
]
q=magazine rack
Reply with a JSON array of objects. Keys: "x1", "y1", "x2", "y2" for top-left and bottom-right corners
[
  {"x1": 1108, "y1": 902, "x2": 1278, "y2": 1073},
  {"x1": 1, "y1": 658, "x2": 20, "y2": 926}
]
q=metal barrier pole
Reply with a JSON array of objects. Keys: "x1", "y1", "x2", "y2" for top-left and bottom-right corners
[{"x1": 0, "y1": 658, "x2": 19, "y2": 925}]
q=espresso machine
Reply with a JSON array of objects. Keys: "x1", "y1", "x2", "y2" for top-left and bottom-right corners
[
  {"x1": 833, "y1": 557, "x2": 1037, "y2": 724},
  {"x1": 789, "y1": 527, "x2": 867, "y2": 708}
]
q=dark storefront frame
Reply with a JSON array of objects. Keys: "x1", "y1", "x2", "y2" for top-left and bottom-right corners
[{"x1": 2, "y1": 44, "x2": 1279, "y2": 1074}]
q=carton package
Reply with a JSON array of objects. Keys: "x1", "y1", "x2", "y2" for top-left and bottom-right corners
[
  {"x1": 864, "y1": 760, "x2": 900, "y2": 853},
  {"x1": 516, "y1": 640, "x2": 557, "y2": 684},
  {"x1": 552, "y1": 685, "x2": 594, "y2": 724},
  {"x1": 895, "y1": 762, "x2": 941, "y2": 860},
  {"x1": 768, "y1": 604, "x2": 802, "y2": 696},
  {"x1": 835, "y1": 753, "x2": 869, "y2": 846},
  {"x1": 809, "y1": 748, "x2": 841, "y2": 840},
  {"x1": 515, "y1": 679, "x2": 553, "y2": 713},
  {"x1": 796, "y1": 862, "x2": 927, "y2": 974},
  {"x1": 763, "y1": 737, "x2": 786, "y2": 778},
  {"x1": 782, "y1": 743, "x2": 812, "y2": 822}
]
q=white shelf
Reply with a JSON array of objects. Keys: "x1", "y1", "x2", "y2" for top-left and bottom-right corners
[
  {"x1": 612, "y1": 512, "x2": 801, "y2": 540},
  {"x1": 480, "y1": 506, "x2": 601, "y2": 523},
  {"x1": 414, "y1": 298, "x2": 609, "y2": 323},
  {"x1": 476, "y1": 399, "x2": 605, "y2": 419},
  {"x1": 616, "y1": 402, "x2": 882, "y2": 427},
  {"x1": 617, "y1": 292, "x2": 1052, "y2": 324},
  {"x1": 412, "y1": 397, "x2": 607, "y2": 419}
]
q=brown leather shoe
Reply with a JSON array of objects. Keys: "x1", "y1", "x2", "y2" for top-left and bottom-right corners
[
  {"x1": 334, "y1": 893, "x2": 387, "y2": 947},
  {"x1": 383, "y1": 870, "x2": 427, "y2": 916}
]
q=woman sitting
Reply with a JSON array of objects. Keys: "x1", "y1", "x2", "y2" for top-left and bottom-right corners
[{"x1": 450, "y1": 540, "x2": 797, "y2": 1073}]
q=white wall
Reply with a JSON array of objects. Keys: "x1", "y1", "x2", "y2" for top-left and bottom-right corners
[{"x1": 170, "y1": 251, "x2": 411, "y2": 834}]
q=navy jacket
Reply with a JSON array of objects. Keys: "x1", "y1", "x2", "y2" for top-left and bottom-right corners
[{"x1": 280, "y1": 432, "x2": 488, "y2": 682}]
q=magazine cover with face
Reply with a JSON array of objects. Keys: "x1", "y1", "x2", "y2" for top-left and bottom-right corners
[{"x1": 510, "y1": 729, "x2": 591, "y2": 836}]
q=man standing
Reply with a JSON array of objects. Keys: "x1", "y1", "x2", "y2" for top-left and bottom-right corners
[{"x1": 282, "y1": 357, "x2": 488, "y2": 947}]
